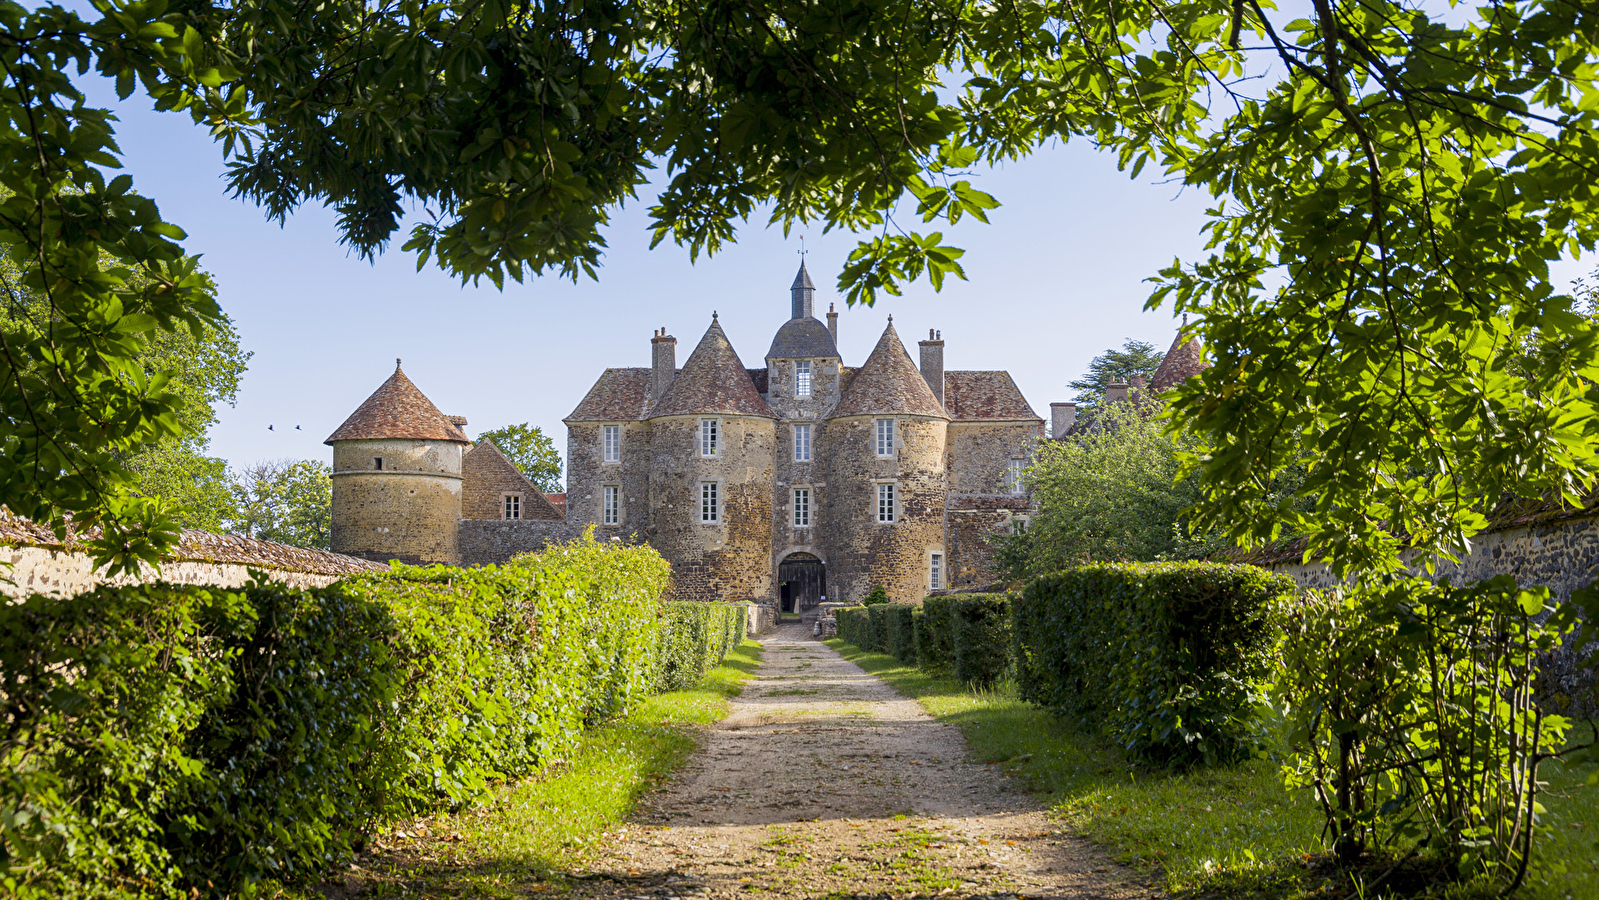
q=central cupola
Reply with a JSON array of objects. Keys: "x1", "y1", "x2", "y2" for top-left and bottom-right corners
[{"x1": 769, "y1": 261, "x2": 841, "y2": 362}]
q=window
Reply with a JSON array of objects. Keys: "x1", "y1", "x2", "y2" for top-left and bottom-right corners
[
  {"x1": 374, "y1": 457, "x2": 383, "y2": 470},
  {"x1": 930, "y1": 552, "x2": 943, "y2": 590},
  {"x1": 1007, "y1": 458, "x2": 1026, "y2": 494},
  {"x1": 603, "y1": 425, "x2": 621, "y2": 462},
  {"x1": 793, "y1": 488, "x2": 810, "y2": 527},
  {"x1": 876, "y1": 482, "x2": 896, "y2": 522},
  {"x1": 794, "y1": 424, "x2": 812, "y2": 462},
  {"x1": 503, "y1": 494, "x2": 521, "y2": 520},
  {"x1": 700, "y1": 418, "x2": 719, "y2": 456},
  {"x1": 603, "y1": 486, "x2": 620, "y2": 525},
  {"x1": 795, "y1": 360, "x2": 813, "y2": 397},
  {"x1": 875, "y1": 418, "x2": 895, "y2": 456},
  {"x1": 701, "y1": 481, "x2": 719, "y2": 522}
]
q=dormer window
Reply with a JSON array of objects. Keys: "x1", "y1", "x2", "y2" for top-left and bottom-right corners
[
  {"x1": 795, "y1": 360, "x2": 813, "y2": 397},
  {"x1": 700, "y1": 418, "x2": 719, "y2": 456}
]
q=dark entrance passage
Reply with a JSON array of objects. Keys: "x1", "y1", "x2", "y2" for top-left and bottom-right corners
[{"x1": 777, "y1": 553, "x2": 826, "y2": 615}]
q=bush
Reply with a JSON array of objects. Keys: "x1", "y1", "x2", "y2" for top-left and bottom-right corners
[
  {"x1": 918, "y1": 595, "x2": 957, "y2": 671},
  {"x1": 867, "y1": 603, "x2": 893, "y2": 651},
  {"x1": 835, "y1": 606, "x2": 870, "y2": 647},
  {"x1": 951, "y1": 594, "x2": 1012, "y2": 687},
  {"x1": 882, "y1": 604, "x2": 918, "y2": 663},
  {"x1": 656, "y1": 601, "x2": 748, "y2": 692},
  {"x1": 862, "y1": 585, "x2": 890, "y2": 605},
  {"x1": 1013, "y1": 562, "x2": 1292, "y2": 765}
]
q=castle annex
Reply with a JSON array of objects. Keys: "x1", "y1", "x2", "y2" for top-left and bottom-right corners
[{"x1": 327, "y1": 263, "x2": 1047, "y2": 612}]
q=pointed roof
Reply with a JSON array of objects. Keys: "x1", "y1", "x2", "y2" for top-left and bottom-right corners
[
  {"x1": 943, "y1": 371, "x2": 1041, "y2": 421},
  {"x1": 792, "y1": 260, "x2": 816, "y2": 291},
  {"x1": 566, "y1": 368, "x2": 654, "y2": 422},
  {"x1": 326, "y1": 359, "x2": 470, "y2": 444},
  {"x1": 831, "y1": 320, "x2": 949, "y2": 419},
  {"x1": 1149, "y1": 328, "x2": 1211, "y2": 393},
  {"x1": 461, "y1": 440, "x2": 563, "y2": 520},
  {"x1": 649, "y1": 316, "x2": 775, "y2": 418}
]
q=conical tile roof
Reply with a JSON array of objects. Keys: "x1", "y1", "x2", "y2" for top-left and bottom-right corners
[
  {"x1": 1149, "y1": 329, "x2": 1210, "y2": 393},
  {"x1": 649, "y1": 316, "x2": 775, "y2": 419},
  {"x1": 325, "y1": 360, "x2": 471, "y2": 444},
  {"x1": 832, "y1": 320, "x2": 949, "y2": 419}
]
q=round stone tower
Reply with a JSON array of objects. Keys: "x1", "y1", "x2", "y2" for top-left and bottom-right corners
[
  {"x1": 325, "y1": 359, "x2": 471, "y2": 565},
  {"x1": 646, "y1": 315, "x2": 777, "y2": 602},
  {"x1": 822, "y1": 318, "x2": 950, "y2": 603}
]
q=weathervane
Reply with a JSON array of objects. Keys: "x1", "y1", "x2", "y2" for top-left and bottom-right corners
[{"x1": 798, "y1": 236, "x2": 807, "y2": 259}]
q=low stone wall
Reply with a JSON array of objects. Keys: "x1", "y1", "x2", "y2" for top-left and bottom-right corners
[
  {"x1": 457, "y1": 518, "x2": 611, "y2": 565},
  {"x1": 0, "y1": 511, "x2": 386, "y2": 599},
  {"x1": 745, "y1": 601, "x2": 778, "y2": 635}
]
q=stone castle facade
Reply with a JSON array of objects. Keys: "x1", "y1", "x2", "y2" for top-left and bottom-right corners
[{"x1": 326, "y1": 263, "x2": 1049, "y2": 611}]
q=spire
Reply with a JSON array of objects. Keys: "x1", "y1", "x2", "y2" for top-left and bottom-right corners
[
  {"x1": 832, "y1": 320, "x2": 949, "y2": 419},
  {"x1": 791, "y1": 260, "x2": 816, "y2": 320},
  {"x1": 1149, "y1": 325, "x2": 1211, "y2": 394},
  {"x1": 650, "y1": 316, "x2": 775, "y2": 419}
]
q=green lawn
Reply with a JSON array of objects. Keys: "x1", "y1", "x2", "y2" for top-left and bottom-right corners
[
  {"x1": 269, "y1": 639, "x2": 763, "y2": 898},
  {"x1": 825, "y1": 639, "x2": 1598, "y2": 900}
]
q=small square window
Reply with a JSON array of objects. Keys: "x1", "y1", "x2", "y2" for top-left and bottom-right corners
[
  {"x1": 793, "y1": 488, "x2": 810, "y2": 528},
  {"x1": 875, "y1": 419, "x2": 895, "y2": 456},
  {"x1": 794, "y1": 424, "x2": 812, "y2": 462},
  {"x1": 701, "y1": 481, "x2": 719, "y2": 522},
  {"x1": 503, "y1": 494, "x2": 521, "y2": 520},
  {"x1": 374, "y1": 457, "x2": 384, "y2": 470},
  {"x1": 877, "y1": 483, "x2": 895, "y2": 523},
  {"x1": 795, "y1": 360, "x2": 813, "y2": 397},
  {"x1": 603, "y1": 425, "x2": 621, "y2": 463},
  {"x1": 603, "y1": 485, "x2": 620, "y2": 525},
  {"x1": 930, "y1": 552, "x2": 943, "y2": 590},
  {"x1": 700, "y1": 419, "x2": 719, "y2": 456}
]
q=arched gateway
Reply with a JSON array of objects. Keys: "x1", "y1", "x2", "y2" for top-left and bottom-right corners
[{"x1": 777, "y1": 553, "x2": 826, "y2": 615}]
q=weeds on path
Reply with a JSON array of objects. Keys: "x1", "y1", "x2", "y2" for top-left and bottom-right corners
[{"x1": 825, "y1": 640, "x2": 1597, "y2": 900}]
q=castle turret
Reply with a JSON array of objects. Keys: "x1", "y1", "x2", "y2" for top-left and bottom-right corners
[
  {"x1": 824, "y1": 318, "x2": 950, "y2": 602},
  {"x1": 647, "y1": 315, "x2": 777, "y2": 602},
  {"x1": 325, "y1": 359, "x2": 470, "y2": 564},
  {"x1": 791, "y1": 260, "x2": 816, "y2": 320}
]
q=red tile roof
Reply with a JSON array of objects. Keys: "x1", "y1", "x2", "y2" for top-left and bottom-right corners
[
  {"x1": 544, "y1": 492, "x2": 567, "y2": 517},
  {"x1": 566, "y1": 368, "x2": 654, "y2": 422},
  {"x1": 832, "y1": 321, "x2": 948, "y2": 419},
  {"x1": 944, "y1": 371, "x2": 1040, "y2": 421},
  {"x1": 1150, "y1": 332, "x2": 1210, "y2": 393},
  {"x1": 326, "y1": 361, "x2": 470, "y2": 444},
  {"x1": 649, "y1": 317, "x2": 774, "y2": 419}
]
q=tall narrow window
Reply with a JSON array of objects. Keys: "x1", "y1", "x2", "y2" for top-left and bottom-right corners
[
  {"x1": 1006, "y1": 458, "x2": 1026, "y2": 494},
  {"x1": 374, "y1": 457, "x2": 384, "y2": 470},
  {"x1": 701, "y1": 481, "x2": 719, "y2": 522},
  {"x1": 794, "y1": 424, "x2": 812, "y2": 462},
  {"x1": 603, "y1": 425, "x2": 621, "y2": 462},
  {"x1": 875, "y1": 418, "x2": 895, "y2": 456},
  {"x1": 795, "y1": 360, "x2": 813, "y2": 397},
  {"x1": 877, "y1": 483, "x2": 896, "y2": 522},
  {"x1": 503, "y1": 494, "x2": 521, "y2": 520},
  {"x1": 793, "y1": 488, "x2": 810, "y2": 527},
  {"x1": 930, "y1": 552, "x2": 943, "y2": 590},
  {"x1": 700, "y1": 418, "x2": 719, "y2": 456},
  {"x1": 603, "y1": 485, "x2": 620, "y2": 525}
]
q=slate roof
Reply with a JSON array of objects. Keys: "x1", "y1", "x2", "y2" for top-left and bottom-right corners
[
  {"x1": 566, "y1": 368, "x2": 654, "y2": 422},
  {"x1": 650, "y1": 317, "x2": 775, "y2": 419},
  {"x1": 766, "y1": 316, "x2": 841, "y2": 360},
  {"x1": 326, "y1": 360, "x2": 470, "y2": 444},
  {"x1": 747, "y1": 368, "x2": 769, "y2": 394},
  {"x1": 1150, "y1": 331, "x2": 1210, "y2": 393},
  {"x1": 832, "y1": 321, "x2": 949, "y2": 419},
  {"x1": 944, "y1": 371, "x2": 1041, "y2": 421},
  {"x1": 792, "y1": 260, "x2": 816, "y2": 290}
]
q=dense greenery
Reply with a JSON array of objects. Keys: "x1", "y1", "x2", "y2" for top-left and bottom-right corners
[
  {"x1": 948, "y1": 595, "x2": 1012, "y2": 688},
  {"x1": 224, "y1": 458, "x2": 332, "y2": 549},
  {"x1": 654, "y1": 600, "x2": 747, "y2": 691},
  {"x1": 1014, "y1": 564, "x2": 1292, "y2": 766},
  {"x1": 916, "y1": 595, "x2": 957, "y2": 672},
  {"x1": 476, "y1": 423, "x2": 563, "y2": 493},
  {"x1": 1067, "y1": 339, "x2": 1164, "y2": 410},
  {"x1": 0, "y1": 533, "x2": 752, "y2": 898}
]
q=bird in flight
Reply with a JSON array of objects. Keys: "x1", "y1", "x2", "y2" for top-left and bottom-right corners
[{"x1": 267, "y1": 425, "x2": 274, "y2": 431}]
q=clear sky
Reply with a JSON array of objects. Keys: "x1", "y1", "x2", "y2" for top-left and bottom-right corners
[{"x1": 82, "y1": 78, "x2": 1589, "y2": 485}]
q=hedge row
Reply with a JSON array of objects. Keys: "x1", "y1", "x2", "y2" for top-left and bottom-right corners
[
  {"x1": 0, "y1": 533, "x2": 746, "y2": 899},
  {"x1": 1013, "y1": 562, "x2": 1294, "y2": 764},
  {"x1": 833, "y1": 595, "x2": 1010, "y2": 685}
]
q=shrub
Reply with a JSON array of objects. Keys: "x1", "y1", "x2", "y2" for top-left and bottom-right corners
[
  {"x1": 918, "y1": 595, "x2": 957, "y2": 671},
  {"x1": 951, "y1": 594, "x2": 1011, "y2": 687},
  {"x1": 656, "y1": 601, "x2": 747, "y2": 691},
  {"x1": 1013, "y1": 561, "x2": 1291, "y2": 765},
  {"x1": 862, "y1": 585, "x2": 890, "y2": 605},
  {"x1": 1279, "y1": 577, "x2": 1590, "y2": 882},
  {"x1": 867, "y1": 602, "x2": 893, "y2": 651},
  {"x1": 882, "y1": 604, "x2": 918, "y2": 663},
  {"x1": 835, "y1": 606, "x2": 870, "y2": 647}
]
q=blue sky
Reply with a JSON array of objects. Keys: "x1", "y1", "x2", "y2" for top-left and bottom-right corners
[{"x1": 84, "y1": 78, "x2": 1590, "y2": 484}]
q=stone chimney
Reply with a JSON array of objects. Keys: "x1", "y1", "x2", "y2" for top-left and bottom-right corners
[
  {"x1": 650, "y1": 328, "x2": 677, "y2": 404},
  {"x1": 919, "y1": 329, "x2": 945, "y2": 407},
  {"x1": 827, "y1": 302, "x2": 839, "y2": 346},
  {"x1": 1105, "y1": 382, "x2": 1130, "y2": 404},
  {"x1": 1130, "y1": 374, "x2": 1148, "y2": 396},
  {"x1": 1050, "y1": 402, "x2": 1077, "y2": 440}
]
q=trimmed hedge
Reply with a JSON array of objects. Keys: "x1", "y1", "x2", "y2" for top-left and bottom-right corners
[
  {"x1": 883, "y1": 604, "x2": 918, "y2": 663},
  {"x1": 950, "y1": 594, "x2": 1012, "y2": 686},
  {"x1": 656, "y1": 601, "x2": 748, "y2": 691},
  {"x1": 1012, "y1": 562, "x2": 1293, "y2": 764},
  {"x1": 0, "y1": 532, "x2": 748, "y2": 898},
  {"x1": 917, "y1": 595, "x2": 957, "y2": 671},
  {"x1": 835, "y1": 605, "x2": 870, "y2": 648},
  {"x1": 867, "y1": 602, "x2": 893, "y2": 652}
]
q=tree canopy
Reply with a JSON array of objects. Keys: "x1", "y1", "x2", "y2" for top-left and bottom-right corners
[
  {"x1": 6, "y1": 0, "x2": 1599, "y2": 576},
  {"x1": 476, "y1": 423, "x2": 563, "y2": 492},
  {"x1": 225, "y1": 458, "x2": 332, "y2": 550},
  {"x1": 1068, "y1": 339, "x2": 1165, "y2": 410}
]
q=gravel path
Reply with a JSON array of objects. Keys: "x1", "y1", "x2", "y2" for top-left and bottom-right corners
[{"x1": 568, "y1": 623, "x2": 1157, "y2": 900}]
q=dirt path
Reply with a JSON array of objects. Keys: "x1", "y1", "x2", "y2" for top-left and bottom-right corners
[{"x1": 569, "y1": 623, "x2": 1156, "y2": 900}]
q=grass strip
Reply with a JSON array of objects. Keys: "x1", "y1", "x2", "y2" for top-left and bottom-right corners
[
  {"x1": 270, "y1": 639, "x2": 763, "y2": 899},
  {"x1": 825, "y1": 639, "x2": 1597, "y2": 900}
]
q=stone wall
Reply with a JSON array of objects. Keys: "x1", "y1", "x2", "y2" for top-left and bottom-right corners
[
  {"x1": 945, "y1": 496, "x2": 1030, "y2": 589},
  {"x1": 458, "y1": 518, "x2": 608, "y2": 566},
  {"x1": 461, "y1": 443, "x2": 561, "y2": 521},
  {"x1": 566, "y1": 420, "x2": 653, "y2": 536},
  {"x1": 331, "y1": 438, "x2": 462, "y2": 564},
  {"x1": 945, "y1": 421, "x2": 1040, "y2": 494}
]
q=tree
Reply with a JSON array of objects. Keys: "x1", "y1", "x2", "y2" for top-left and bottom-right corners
[
  {"x1": 225, "y1": 459, "x2": 332, "y2": 550},
  {"x1": 476, "y1": 424, "x2": 562, "y2": 492},
  {"x1": 1067, "y1": 340, "x2": 1164, "y2": 410}
]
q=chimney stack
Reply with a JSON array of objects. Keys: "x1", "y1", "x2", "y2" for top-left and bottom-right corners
[
  {"x1": 650, "y1": 328, "x2": 677, "y2": 404},
  {"x1": 1130, "y1": 374, "x2": 1148, "y2": 395},
  {"x1": 827, "y1": 302, "x2": 839, "y2": 346},
  {"x1": 919, "y1": 329, "x2": 945, "y2": 407},
  {"x1": 1050, "y1": 402, "x2": 1077, "y2": 440},
  {"x1": 1105, "y1": 382, "x2": 1130, "y2": 404}
]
